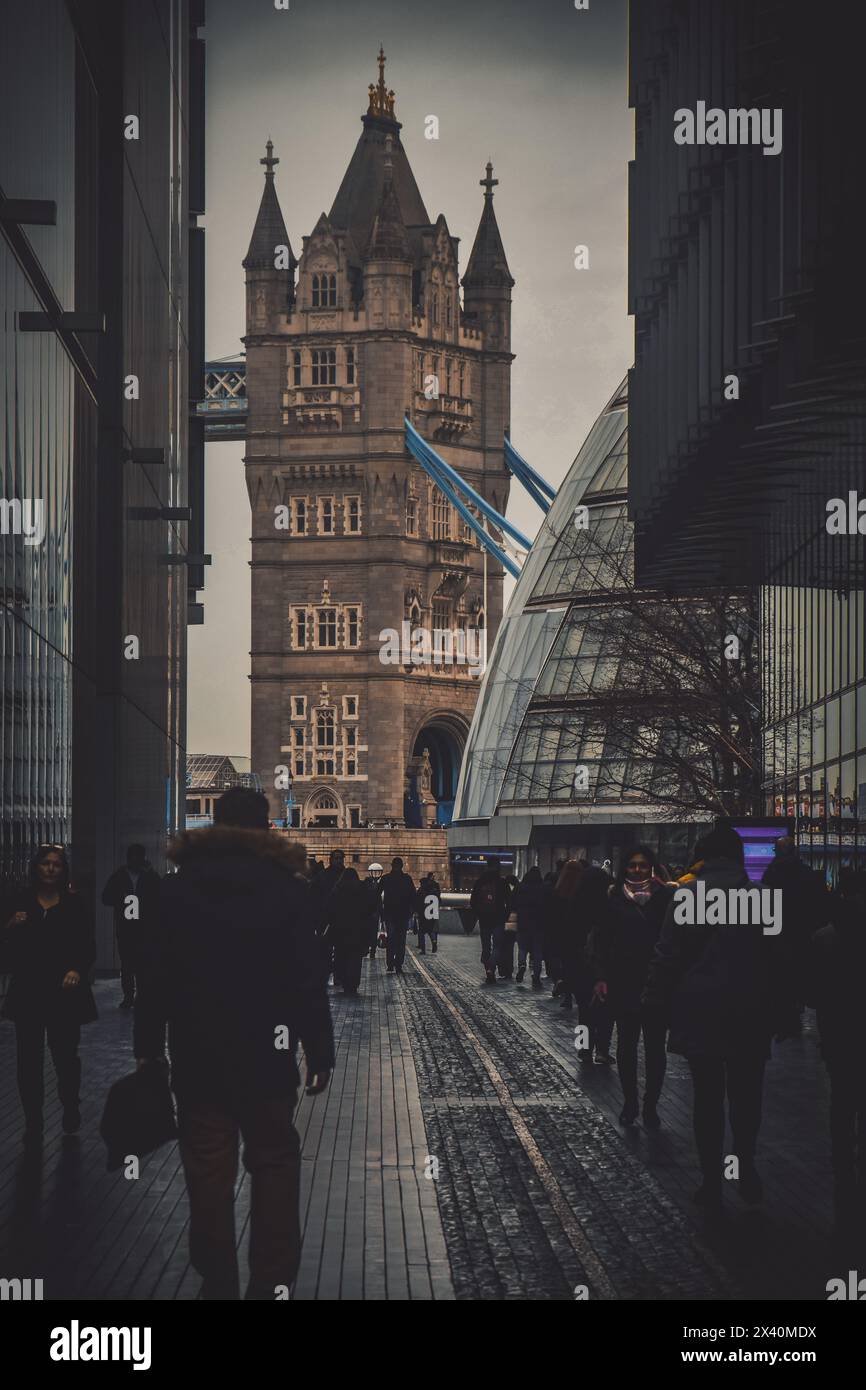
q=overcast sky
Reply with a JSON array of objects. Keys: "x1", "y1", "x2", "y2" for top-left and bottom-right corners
[{"x1": 189, "y1": 0, "x2": 632, "y2": 756}]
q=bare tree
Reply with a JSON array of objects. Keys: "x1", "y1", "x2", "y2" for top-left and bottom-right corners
[{"x1": 490, "y1": 510, "x2": 762, "y2": 821}]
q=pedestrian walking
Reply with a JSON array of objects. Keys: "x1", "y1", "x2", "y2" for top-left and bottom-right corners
[
  {"x1": 543, "y1": 859, "x2": 566, "y2": 888},
  {"x1": 592, "y1": 846, "x2": 673, "y2": 1126},
  {"x1": 568, "y1": 865, "x2": 614, "y2": 1063},
  {"x1": 499, "y1": 874, "x2": 521, "y2": 976},
  {"x1": 311, "y1": 849, "x2": 347, "y2": 983},
  {"x1": 1, "y1": 845, "x2": 97, "y2": 1143},
  {"x1": 101, "y1": 844, "x2": 161, "y2": 1009},
  {"x1": 512, "y1": 866, "x2": 546, "y2": 986},
  {"x1": 643, "y1": 825, "x2": 797, "y2": 1214},
  {"x1": 329, "y1": 867, "x2": 368, "y2": 995},
  {"x1": 545, "y1": 859, "x2": 584, "y2": 1005},
  {"x1": 362, "y1": 863, "x2": 384, "y2": 959},
  {"x1": 804, "y1": 869, "x2": 866, "y2": 1250},
  {"x1": 470, "y1": 863, "x2": 512, "y2": 983},
  {"x1": 380, "y1": 857, "x2": 416, "y2": 974},
  {"x1": 134, "y1": 788, "x2": 333, "y2": 1300},
  {"x1": 416, "y1": 872, "x2": 442, "y2": 954},
  {"x1": 763, "y1": 835, "x2": 829, "y2": 1030}
]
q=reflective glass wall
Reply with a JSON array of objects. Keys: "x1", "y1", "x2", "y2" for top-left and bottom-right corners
[
  {"x1": 1, "y1": 0, "x2": 204, "y2": 966},
  {"x1": 0, "y1": 2, "x2": 78, "y2": 883}
]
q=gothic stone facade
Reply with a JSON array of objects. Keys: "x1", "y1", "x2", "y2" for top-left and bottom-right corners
[{"x1": 243, "y1": 54, "x2": 514, "y2": 830}]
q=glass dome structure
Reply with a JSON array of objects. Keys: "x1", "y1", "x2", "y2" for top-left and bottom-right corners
[
  {"x1": 453, "y1": 375, "x2": 631, "y2": 817},
  {"x1": 450, "y1": 378, "x2": 697, "y2": 878}
]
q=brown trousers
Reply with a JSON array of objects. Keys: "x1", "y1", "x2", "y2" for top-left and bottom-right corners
[{"x1": 177, "y1": 1092, "x2": 301, "y2": 1300}]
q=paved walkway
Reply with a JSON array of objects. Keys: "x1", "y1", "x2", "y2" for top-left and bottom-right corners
[{"x1": 0, "y1": 930, "x2": 838, "y2": 1301}]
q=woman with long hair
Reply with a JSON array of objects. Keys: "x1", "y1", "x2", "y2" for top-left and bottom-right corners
[
  {"x1": 545, "y1": 859, "x2": 582, "y2": 1003},
  {"x1": 593, "y1": 845, "x2": 672, "y2": 1126},
  {"x1": 1, "y1": 845, "x2": 97, "y2": 1143}
]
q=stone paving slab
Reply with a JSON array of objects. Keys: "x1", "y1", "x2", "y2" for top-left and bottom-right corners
[
  {"x1": 0, "y1": 929, "x2": 840, "y2": 1301},
  {"x1": 0, "y1": 964, "x2": 454, "y2": 1302},
  {"x1": 425, "y1": 934, "x2": 838, "y2": 1301}
]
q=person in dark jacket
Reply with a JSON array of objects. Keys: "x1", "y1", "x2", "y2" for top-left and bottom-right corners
[
  {"x1": 470, "y1": 864, "x2": 512, "y2": 983},
  {"x1": 762, "y1": 836, "x2": 829, "y2": 1027},
  {"x1": 804, "y1": 870, "x2": 866, "y2": 1247},
  {"x1": 380, "y1": 857, "x2": 416, "y2": 974},
  {"x1": 134, "y1": 788, "x2": 333, "y2": 1301},
  {"x1": 2, "y1": 845, "x2": 97, "y2": 1143},
  {"x1": 416, "y1": 873, "x2": 442, "y2": 955},
  {"x1": 329, "y1": 867, "x2": 368, "y2": 995},
  {"x1": 593, "y1": 847, "x2": 673, "y2": 1127},
  {"x1": 643, "y1": 825, "x2": 796, "y2": 1213},
  {"x1": 310, "y1": 849, "x2": 346, "y2": 983},
  {"x1": 543, "y1": 859, "x2": 566, "y2": 888},
  {"x1": 513, "y1": 866, "x2": 546, "y2": 986},
  {"x1": 568, "y1": 865, "x2": 614, "y2": 1062},
  {"x1": 101, "y1": 844, "x2": 161, "y2": 1008},
  {"x1": 545, "y1": 860, "x2": 584, "y2": 1005},
  {"x1": 362, "y1": 864, "x2": 384, "y2": 959}
]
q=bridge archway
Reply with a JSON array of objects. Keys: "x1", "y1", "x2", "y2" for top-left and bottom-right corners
[
  {"x1": 304, "y1": 787, "x2": 344, "y2": 828},
  {"x1": 405, "y1": 715, "x2": 467, "y2": 828}
]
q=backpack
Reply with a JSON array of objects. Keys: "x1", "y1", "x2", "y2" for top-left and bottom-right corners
[{"x1": 478, "y1": 883, "x2": 498, "y2": 912}]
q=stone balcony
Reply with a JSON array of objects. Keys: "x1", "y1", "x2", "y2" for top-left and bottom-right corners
[
  {"x1": 414, "y1": 391, "x2": 473, "y2": 440},
  {"x1": 282, "y1": 385, "x2": 360, "y2": 430}
]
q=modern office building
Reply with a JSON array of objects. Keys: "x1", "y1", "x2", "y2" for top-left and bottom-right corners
[
  {"x1": 242, "y1": 51, "x2": 513, "y2": 832},
  {"x1": 628, "y1": 0, "x2": 865, "y2": 877},
  {"x1": 448, "y1": 380, "x2": 710, "y2": 884},
  {"x1": 0, "y1": 0, "x2": 206, "y2": 963}
]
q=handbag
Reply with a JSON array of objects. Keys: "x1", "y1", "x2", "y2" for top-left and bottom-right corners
[
  {"x1": 504, "y1": 912, "x2": 518, "y2": 933},
  {"x1": 100, "y1": 1061, "x2": 177, "y2": 1172}
]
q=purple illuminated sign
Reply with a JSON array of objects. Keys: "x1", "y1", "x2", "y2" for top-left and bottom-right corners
[{"x1": 730, "y1": 821, "x2": 793, "y2": 882}]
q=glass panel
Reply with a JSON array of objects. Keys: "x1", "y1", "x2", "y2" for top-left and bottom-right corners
[{"x1": 826, "y1": 699, "x2": 840, "y2": 759}]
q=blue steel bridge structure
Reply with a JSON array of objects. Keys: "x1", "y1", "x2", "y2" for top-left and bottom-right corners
[{"x1": 199, "y1": 358, "x2": 554, "y2": 573}]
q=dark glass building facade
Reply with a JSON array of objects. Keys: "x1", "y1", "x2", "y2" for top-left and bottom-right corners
[
  {"x1": 628, "y1": 0, "x2": 865, "y2": 876},
  {"x1": 1, "y1": 0, "x2": 206, "y2": 963}
]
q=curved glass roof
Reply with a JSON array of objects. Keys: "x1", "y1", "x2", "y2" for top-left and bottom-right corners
[{"x1": 453, "y1": 377, "x2": 637, "y2": 822}]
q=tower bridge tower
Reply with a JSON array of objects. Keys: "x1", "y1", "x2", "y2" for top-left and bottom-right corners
[{"x1": 243, "y1": 50, "x2": 514, "y2": 830}]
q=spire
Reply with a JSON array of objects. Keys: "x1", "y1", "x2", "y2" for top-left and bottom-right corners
[
  {"x1": 366, "y1": 135, "x2": 411, "y2": 261},
  {"x1": 367, "y1": 45, "x2": 396, "y2": 119},
  {"x1": 462, "y1": 160, "x2": 514, "y2": 290},
  {"x1": 243, "y1": 139, "x2": 296, "y2": 271},
  {"x1": 329, "y1": 51, "x2": 428, "y2": 252}
]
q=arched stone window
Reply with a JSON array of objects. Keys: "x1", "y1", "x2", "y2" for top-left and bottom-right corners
[{"x1": 312, "y1": 273, "x2": 337, "y2": 308}]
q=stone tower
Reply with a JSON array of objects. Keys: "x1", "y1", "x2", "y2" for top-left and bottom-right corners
[{"x1": 243, "y1": 51, "x2": 514, "y2": 831}]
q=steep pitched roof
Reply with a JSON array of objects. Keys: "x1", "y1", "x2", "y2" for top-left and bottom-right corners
[
  {"x1": 463, "y1": 163, "x2": 514, "y2": 289},
  {"x1": 244, "y1": 140, "x2": 296, "y2": 270},
  {"x1": 329, "y1": 115, "x2": 430, "y2": 255},
  {"x1": 366, "y1": 159, "x2": 412, "y2": 261}
]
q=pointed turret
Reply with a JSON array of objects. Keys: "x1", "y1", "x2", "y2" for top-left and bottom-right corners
[
  {"x1": 243, "y1": 140, "x2": 297, "y2": 275},
  {"x1": 366, "y1": 139, "x2": 411, "y2": 262},
  {"x1": 462, "y1": 162, "x2": 513, "y2": 290},
  {"x1": 329, "y1": 49, "x2": 429, "y2": 255},
  {"x1": 245, "y1": 140, "x2": 295, "y2": 392},
  {"x1": 462, "y1": 162, "x2": 513, "y2": 357},
  {"x1": 363, "y1": 135, "x2": 412, "y2": 335}
]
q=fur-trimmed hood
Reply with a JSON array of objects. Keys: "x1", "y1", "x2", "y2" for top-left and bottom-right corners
[{"x1": 168, "y1": 825, "x2": 306, "y2": 874}]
